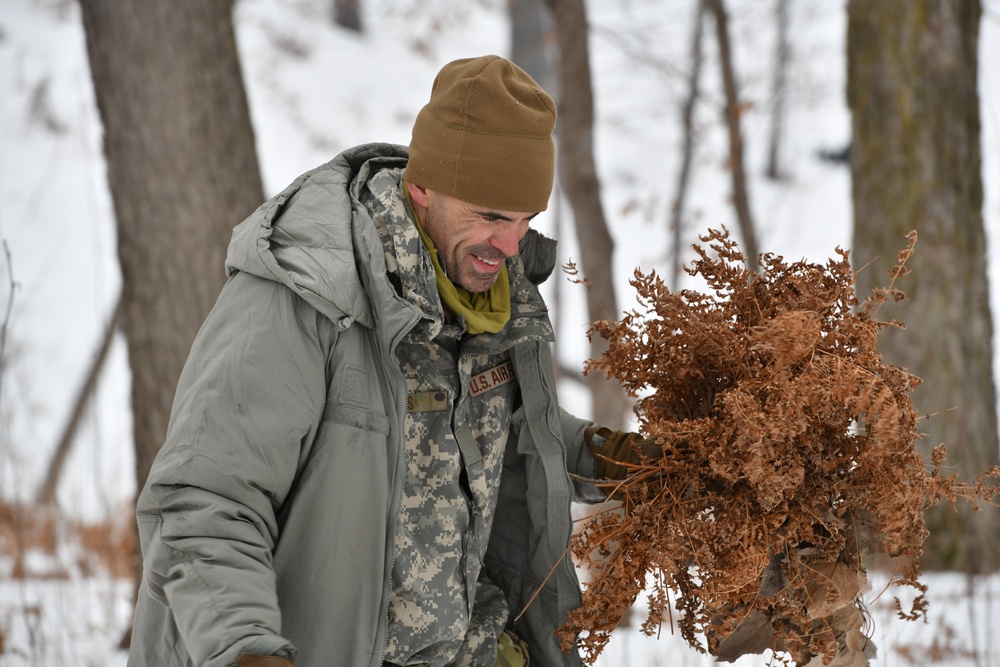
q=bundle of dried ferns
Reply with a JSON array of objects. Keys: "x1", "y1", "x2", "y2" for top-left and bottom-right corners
[{"x1": 561, "y1": 228, "x2": 998, "y2": 665}]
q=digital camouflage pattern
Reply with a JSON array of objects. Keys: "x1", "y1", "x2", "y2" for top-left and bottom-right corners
[{"x1": 360, "y1": 171, "x2": 550, "y2": 666}]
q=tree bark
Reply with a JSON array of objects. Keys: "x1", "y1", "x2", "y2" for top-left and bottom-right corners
[
  {"x1": 545, "y1": 0, "x2": 629, "y2": 429},
  {"x1": 79, "y1": 0, "x2": 264, "y2": 502},
  {"x1": 848, "y1": 0, "x2": 999, "y2": 573},
  {"x1": 705, "y1": 0, "x2": 760, "y2": 269}
]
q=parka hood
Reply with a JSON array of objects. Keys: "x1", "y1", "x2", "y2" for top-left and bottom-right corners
[
  {"x1": 225, "y1": 142, "x2": 559, "y2": 331},
  {"x1": 225, "y1": 143, "x2": 410, "y2": 329}
]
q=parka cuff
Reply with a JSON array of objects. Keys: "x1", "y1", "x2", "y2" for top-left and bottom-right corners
[
  {"x1": 574, "y1": 444, "x2": 606, "y2": 503},
  {"x1": 233, "y1": 636, "x2": 297, "y2": 667}
]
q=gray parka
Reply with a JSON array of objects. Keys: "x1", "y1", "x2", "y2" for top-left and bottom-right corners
[{"x1": 126, "y1": 143, "x2": 598, "y2": 667}]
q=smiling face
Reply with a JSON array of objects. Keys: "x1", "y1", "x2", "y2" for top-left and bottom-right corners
[{"x1": 409, "y1": 183, "x2": 538, "y2": 294}]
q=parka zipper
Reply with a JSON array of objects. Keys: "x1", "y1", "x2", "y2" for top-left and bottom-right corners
[
  {"x1": 373, "y1": 311, "x2": 422, "y2": 667},
  {"x1": 533, "y1": 342, "x2": 584, "y2": 599}
]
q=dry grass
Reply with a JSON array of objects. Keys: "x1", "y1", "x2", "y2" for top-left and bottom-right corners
[{"x1": 0, "y1": 501, "x2": 134, "y2": 580}]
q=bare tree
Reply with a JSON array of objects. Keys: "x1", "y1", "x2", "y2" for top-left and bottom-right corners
[
  {"x1": 705, "y1": 0, "x2": 759, "y2": 268},
  {"x1": 545, "y1": 0, "x2": 630, "y2": 429},
  {"x1": 509, "y1": 0, "x2": 558, "y2": 97},
  {"x1": 333, "y1": 0, "x2": 363, "y2": 32},
  {"x1": 37, "y1": 297, "x2": 122, "y2": 505},
  {"x1": 669, "y1": 0, "x2": 707, "y2": 288},
  {"x1": 848, "y1": 0, "x2": 999, "y2": 573},
  {"x1": 765, "y1": 0, "x2": 791, "y2": 180},
  {"x1": 79, "y1": 0, "x2": 264, "y2": 508},
  {"x1": 0, "y1": 242, "x2": 14, "y2": 405}
]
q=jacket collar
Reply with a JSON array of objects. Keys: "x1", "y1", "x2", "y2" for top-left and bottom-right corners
[{"x1": 224, "y1": 143, "x2": 557, "y2": 344}]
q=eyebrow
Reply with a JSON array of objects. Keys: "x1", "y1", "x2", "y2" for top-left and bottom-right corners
[{"x1": 477, "y1": 211, "x2": 541, "y2": 222}]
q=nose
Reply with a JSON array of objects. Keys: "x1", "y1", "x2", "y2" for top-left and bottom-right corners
[{"x1": 491, "y1": 220, "x2": 529, "y2": 258}]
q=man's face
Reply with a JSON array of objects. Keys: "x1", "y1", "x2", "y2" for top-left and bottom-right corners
[{"x1": 421, "y1": 191, "x2": 538, "y2": 293}]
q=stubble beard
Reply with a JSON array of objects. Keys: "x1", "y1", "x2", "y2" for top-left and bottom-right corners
[
  {"x1": 424, "y1": 201, "x2": 504, "y2": 294},
  {"x1": 446, "y1": 243, "x2": 504, "y2": 294}
]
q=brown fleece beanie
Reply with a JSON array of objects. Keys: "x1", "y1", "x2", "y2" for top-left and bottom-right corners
[{"x1": 404, "y1": 55, "x2": 557, "y2": 212}]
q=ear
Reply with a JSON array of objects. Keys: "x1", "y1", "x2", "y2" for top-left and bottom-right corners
[{"x1": 406, "y1": 181, "x2": 432, "y2": 208}]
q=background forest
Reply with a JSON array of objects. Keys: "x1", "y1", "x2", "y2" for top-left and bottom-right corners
[{"x1": 1, "y1": 0, "x2": 999, "y2": 665}]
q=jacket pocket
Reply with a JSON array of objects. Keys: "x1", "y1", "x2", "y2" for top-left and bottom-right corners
[
  {"x1": 321, "y1": 360, "x2": 391, "y2": 436},
  {"x1": 321, "y1": 399, "x2": 390, "y2": 435}
]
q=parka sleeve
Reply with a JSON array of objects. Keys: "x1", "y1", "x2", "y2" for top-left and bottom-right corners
[
  {"x1": 135, "y1": 272, "x2": 336, "y2": 667},
  {"x1": 558, "y1": 408, "x2": 605, "y2": 503}
]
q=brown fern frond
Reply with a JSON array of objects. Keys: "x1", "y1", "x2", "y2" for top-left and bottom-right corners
[{"x1": 560, "y1": 228, "x2": 998, "y2": 665}]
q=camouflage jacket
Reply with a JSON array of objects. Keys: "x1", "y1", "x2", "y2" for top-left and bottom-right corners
[
  {"x1": 363, "y1": 167, "x2": 541, "y2": 666},
  {"x1": 126, "y1": 144, "x2": 600, "y2": 667}
]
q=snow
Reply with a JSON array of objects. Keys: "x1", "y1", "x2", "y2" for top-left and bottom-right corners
[{"x1": 0, "y1": 0, "x2": 998, "y2": 665}]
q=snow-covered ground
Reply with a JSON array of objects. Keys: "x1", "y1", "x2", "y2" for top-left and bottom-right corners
[
  {"x1": 1, "y1": 567, "x2": 997, "y2": 666},
  {"x1": 1, "y1": 0, "x2": 999, "y2": 665}
]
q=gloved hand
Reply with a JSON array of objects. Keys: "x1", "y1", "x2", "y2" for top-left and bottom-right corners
[
  {"x1": 496, "y1": 629, "x2": 530, "y2": 667},
  {"x1": 584, "y1": 426, "x2": 644, "y2": 482},
  {"x1": 236, "y1": 655, "x2": 293, "y2": 667}
]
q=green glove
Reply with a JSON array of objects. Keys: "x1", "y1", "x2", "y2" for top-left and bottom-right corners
[
  {"x1": 236, "y1": 655, "x2": 293, "y2": 667},
  {"x1": 496, "y1": 629, "x2": 530, "y2": 667}
]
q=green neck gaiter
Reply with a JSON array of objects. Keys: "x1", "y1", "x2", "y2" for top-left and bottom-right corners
[{"x1": 405, "y1": 186, "x2": 511, "y2": 335}]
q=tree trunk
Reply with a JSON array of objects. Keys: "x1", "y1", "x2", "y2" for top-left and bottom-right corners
[
  {"x1": 670, "y1": 0, "x2": 706, "y2": 289},
  {"x1": 705, "y1": 0, "x2": 759, "y2": 269},
  {"x1": 79, "y1": 0, "x2": 264, "y2": 505},
  {"x1": 333, "y1": 0, "x2": 363, "y2": 32},
  {"x1": 509, "y1": 0, "x2": 558, "y2": 98},
  {"x1": 37, "y1": 297, "x2": 122, "y2": 506},
  {"x1": 848, "y1": 0, "x2": 999, "y2": 573},
  {"x1": 765, "y1": 0, "x2": 791, "y2": 180},
  {"x1": 546, "y1": 0, "x2": 630, "y2": 429}
]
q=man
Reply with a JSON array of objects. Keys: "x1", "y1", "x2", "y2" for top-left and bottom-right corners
[{"x1": 126, "y1": 55, "x2": 634, "y2": 667}]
